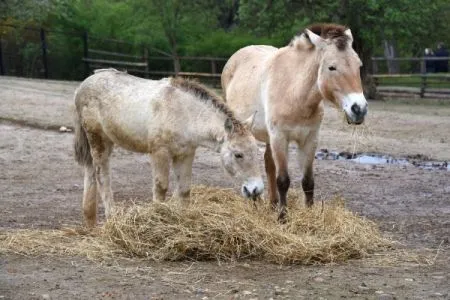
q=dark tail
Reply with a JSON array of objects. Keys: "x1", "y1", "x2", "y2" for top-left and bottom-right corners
[{"x1": 73, "y1": 103, "x2": 92, "y2": 166}]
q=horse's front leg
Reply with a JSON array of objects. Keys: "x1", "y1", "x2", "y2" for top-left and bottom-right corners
[
  {"x1": 264, "y1": 144, "x2": 279, "y2": 209},
  {"x1": 270, "y1": 132, "x2": 290, "y2": 221},
  {"x1": 296, "y1": 136, "x2": 318, "y2": 207},
  {"x1": 172, "y1": 151, "x2": 195, "y2": 204},
  {"x1": 150, "y1": 149, "x2": 170, "y2": 202}
]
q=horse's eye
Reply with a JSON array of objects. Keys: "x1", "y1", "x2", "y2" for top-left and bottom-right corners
[
  {"x1": 234, "y1": 153, "x2": 244, "y2": 159},
  {"x1": 328, "y1": 66, "x2": 337, "y2": 71}
]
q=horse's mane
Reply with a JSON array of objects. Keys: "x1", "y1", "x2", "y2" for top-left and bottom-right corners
[
  {"x1": 169, "y1": 77, "x2": 245, "y2": 134},
  {"x1": 296, "y1": 23, "x2": 350, "y2": 50}
]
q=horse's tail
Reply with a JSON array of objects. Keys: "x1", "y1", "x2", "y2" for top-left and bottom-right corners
[{"x1": 73, "y1": 91, "x2": 93, "y2": 167}]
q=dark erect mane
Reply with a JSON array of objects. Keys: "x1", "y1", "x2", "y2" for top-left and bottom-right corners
[
  {"x1": 169, "y1": 77, "x2": 245, "y2": 134},
  {"x1": 298, "y1": 23, "x2": 350, "y2": 50}
]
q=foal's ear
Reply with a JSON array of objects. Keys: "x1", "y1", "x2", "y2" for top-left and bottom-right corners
[
  {"x1": 303, "y1": 29, "x2": 326, "y2": 49},
  {"x1": 344, "y1": 28, "x2": 354, "y2": 42},
  {"x1": 224, "y1": 118, "x2": 234, "y2": 134},
  {"x1": 243, "y1": 111, "x2": 257, "y2": 131}
]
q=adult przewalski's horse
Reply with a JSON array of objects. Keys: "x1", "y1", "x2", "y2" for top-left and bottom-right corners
[
  {"x1": 221, "y1": 24, "x2": 368, "y2": 220},
  {"x1": 74, "y1": 69, "x2": 264, "y2": 227}
]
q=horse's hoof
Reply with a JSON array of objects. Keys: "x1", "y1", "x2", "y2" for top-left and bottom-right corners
[{"x1": 277, "y1": 210, "x2": 287, "y2": 224}]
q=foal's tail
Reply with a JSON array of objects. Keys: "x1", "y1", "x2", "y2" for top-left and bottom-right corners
[{"x1": 73, "y1": 94, "x2": 93, "y2": 167}]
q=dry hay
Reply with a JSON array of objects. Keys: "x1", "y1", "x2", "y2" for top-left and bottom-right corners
[{"x1": 1, "y1": 186, "x2": 391, "y2": 264}]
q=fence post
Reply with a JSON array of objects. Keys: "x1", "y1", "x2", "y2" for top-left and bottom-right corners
[
  {"x1": 83, "y1": 31, "x2": 89, "y2": 78},
  {"x1": 371, "y1": 58, "x2": 378, "y2": 74},
  {"x1": 0, "y1": 38, "x2": 4, "y2": 75},
  {"x1": 420, "y1": 58, "x2": 426, "y2": 98},
  {"x1": 40, "y1": 28, "x2": 48, "y2": 79},
  {"x1": 143, "y1": 47, "x2": 149, "y2": 78},
  {"x1": 210, "y1": 59, "x2": 217, "y2": 75}
]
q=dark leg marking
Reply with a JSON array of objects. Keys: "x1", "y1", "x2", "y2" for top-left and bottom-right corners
[
  {"x1": 302, "y1": 168, "x2": 314, "y2": 207},
  {"x1": 276, "y1": 172, "x2": 290, "y2": 222}
]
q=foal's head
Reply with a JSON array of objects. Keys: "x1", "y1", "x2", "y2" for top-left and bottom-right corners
[
  {"x1": 294, "y1": 24, "x2": 368, "y2": 124},
  {"x1": 220, "y1": 118, "x2": 264, "y2": 199}
]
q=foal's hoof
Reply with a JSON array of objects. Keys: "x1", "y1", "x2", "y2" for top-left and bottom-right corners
[{"x1": 277, "y1": 210, "x2": 287, "y2": 224}]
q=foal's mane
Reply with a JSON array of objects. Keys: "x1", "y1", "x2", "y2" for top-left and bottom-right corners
[
  {"x1": 169, "y1": 77, "x2": 245, "y2": 134},
  {"x1": 299, "y1": 23, "x2": 350, "y2": 50}
]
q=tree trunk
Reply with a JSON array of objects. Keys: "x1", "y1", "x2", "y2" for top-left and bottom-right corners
[{"x1": 383, "y1": 40, "x2": 399, "y2": 74}]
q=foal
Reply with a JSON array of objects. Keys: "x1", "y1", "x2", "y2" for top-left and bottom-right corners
[{"x1": 74, "y1": 69, "x2": 264, "y2": 227}]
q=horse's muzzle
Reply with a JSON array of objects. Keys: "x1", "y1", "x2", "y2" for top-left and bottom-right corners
[
  {"x1": 346, "y1": 103, "x2": 367, "y2": 125},
  {"x1": 242, "y1": 177, "x2": 264, "y2": 199}
]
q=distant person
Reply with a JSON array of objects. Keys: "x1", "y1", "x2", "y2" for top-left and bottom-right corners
[
  {"x1": 424, "y1": 48, "x2": 435, "y2": 73},
  {"x1": 435, "y1": 42, "x2": 449, "y2": 73}
]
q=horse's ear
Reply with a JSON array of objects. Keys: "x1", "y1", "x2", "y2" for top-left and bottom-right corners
[
  {"x1": 224, "y1": 118, "x2": 234, "y2": 134},
  {"x1": 243, "y1": 111, "x2": 257, "y2": 130},
  {"x1": 304, "y1": 29, "x2": 326, "y2": 49},
  {"x1": 344, "y1": 28, "x2": 354, "y2": 42}
]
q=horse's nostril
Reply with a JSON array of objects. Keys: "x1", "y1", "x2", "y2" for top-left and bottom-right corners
[
  {"x1": 243, "y1": 186, "x2": 249, "y2": 196},
  {"x1": 252, "y1": 187, "x2": 258, "y2": 196},
  {"x1": 351, "y1": 103, "x2": 361, "y2": 115}
]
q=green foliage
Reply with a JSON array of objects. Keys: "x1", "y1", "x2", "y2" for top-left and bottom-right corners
[{"x1": 1, "y1": 0, "x2": 449, "y2": 80}]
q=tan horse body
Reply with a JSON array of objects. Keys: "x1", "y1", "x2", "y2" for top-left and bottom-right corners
[
  {"x1": 222, "y1": 24, "x2": 368, "y2": 220},
  {"x1": 74, "y1": 69, "x2": 264, "y2": 227}
]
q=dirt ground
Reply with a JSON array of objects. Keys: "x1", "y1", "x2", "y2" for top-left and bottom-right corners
[{"x1": 0, "y1": 76, "x2": 449, "y2": 299}]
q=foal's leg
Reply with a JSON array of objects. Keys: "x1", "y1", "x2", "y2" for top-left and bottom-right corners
[
  {"x1": 172, "y1": 152, "x2": 195, "y2": 204},
  {"x1": 150, "y1": 149, "x2": 170, "y2": 202},
  {"x1": 296, "y1": 138, "x2": 318, "y2": 207},
  {"x1": 270, "y1": 134, "x2": 290, "y2": 221},
  {"x1": 82, "y1": 165, "x2": 98, "y2": 227},
  {"x1": 264, "y1": 144, "x2": 279, "y2": 209},
  {"x1": 87, "y1": 132, "x2": 114, "y2": 219}
]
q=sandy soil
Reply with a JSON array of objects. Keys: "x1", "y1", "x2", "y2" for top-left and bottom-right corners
[{"x1": 0, "y1": 76, "x2": 449, "y2": 299}]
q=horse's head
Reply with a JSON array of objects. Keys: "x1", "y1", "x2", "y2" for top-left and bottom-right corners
[
  {"x1": 219, "y1": 118, "x2": 264, "y2": 199},
  {"x1": 298, "y1": 24, "x2": 368, "y2": 124}
]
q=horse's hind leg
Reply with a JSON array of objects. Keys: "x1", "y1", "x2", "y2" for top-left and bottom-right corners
[
  {"x1": 87, "y1": 132, "x2": 114, "y2": 219},
  {"x1": 264, "y1": 144, "x2": 279, "y2": 209},
  {"x1": 172, "y1": 151, "x2": 195, "y2": 204},
  {"x1": 150, "y1": 149, "x2": 170, "y2": 202},
  {"x1": 82, "y1": 165, "x2": 98, "y2": 227}
]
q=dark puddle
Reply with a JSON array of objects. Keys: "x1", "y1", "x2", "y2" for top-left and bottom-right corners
[{"x1": 315, "y1": 149, "x2": 449, "y2": 171}]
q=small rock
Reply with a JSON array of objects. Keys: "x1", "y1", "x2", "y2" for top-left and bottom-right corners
[
  {"x1": 314, "y1": 277, "x2": 324, "y2": 283},
  {"x1": 375, "y1": 290, "x2": 385, "y2": 294},
  {"x1": 243, "y1": 291, "x2": 252, "y2": 295},
  {"x1": 285, "y1": 280, "x2": 294, "y2": 284},
  {"x1": 358, "y1": 284, "x2": 369, "y2": 291},
  {"x1": 377, "y1": 294, "x2": 394, "y2": 300},
  {"x1": 404, "y1": 278, "x2": 414, "y2": 282},
  {"x1": 201, "y1": 297, "x2": 208, "y2": 300},
  {"x1": 42, "y1": 268, "x2": 51, "y2": 273},
  {"x1": 432, "y1": 276, "x2": 444, "y2": 280},
  {"x1": 59, "y1": 126, "x2": 72, "y2": 132},
  {"x1": 42, "y1": 294, "x2": 51, "y2": 300},
  {"x1": 432, "y1": 292, "x2": 443, "y2": 297},
  {"x1": 274, "y1": 287, "x2": 286, "y2": 296}
]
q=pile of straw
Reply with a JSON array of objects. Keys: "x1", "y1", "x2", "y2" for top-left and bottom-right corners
[
  {"x1": 0, "y1": 186, "x2": 391, "y2": 264},
  {"x1": 103, "y1": 186, "x2": 390, "y2": 264}
]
